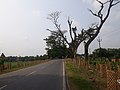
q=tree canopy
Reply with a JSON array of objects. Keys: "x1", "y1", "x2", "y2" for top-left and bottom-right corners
[
  {"x1": 92, "y1": 48, "x2": 120, "y2": 59},
  {"x1": 44, "y1": 30, "x2": 71, "y2": 59}
]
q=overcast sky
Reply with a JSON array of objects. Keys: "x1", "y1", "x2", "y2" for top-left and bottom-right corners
[{"x1": 0, "y1": 0, "x2": 120, "y2": 56}]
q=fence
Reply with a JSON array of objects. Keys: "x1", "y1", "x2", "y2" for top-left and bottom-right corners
[
  {"x1": 0, "y1": 60, "x2": 47, "y2": 73},
  {"x1": 74, "y1": 59, "x2": 120, "y2": 90}
]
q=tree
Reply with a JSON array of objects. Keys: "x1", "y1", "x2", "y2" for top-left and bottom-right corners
[
  {"x1": 44, "y1": 30, "x2": 70, "y2": 59},
  {"x1": 84, "y1": 0, "x2": 120, "y2": 61},
  {"x1": 0, "y1": 53, "x2": 6, "y2": 71},
  {"x1": 47, "y1": 12, "x2": 85, "y2": 60},
  {"x1": 93, "y1": 48, "x2": 108, "y2": 58},
  {"x1": 92, "y1": 48, "x2": 120, "y2": 59},
  {"x1": 107, "y1": 48, "x2": 120, "y2": 59}
]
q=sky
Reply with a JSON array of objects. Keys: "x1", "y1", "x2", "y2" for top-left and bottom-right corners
[{"x1": 0, "y1": 0, "x2": 120, "y2": 56}]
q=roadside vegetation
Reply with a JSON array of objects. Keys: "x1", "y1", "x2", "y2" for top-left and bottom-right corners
[
  {"x1": 65, "y1": 55, "x2": 120, "y2": 90},
  {"x1": 65, "y1": 59, "x2": 106, "y2": 90},
  {"x1": 0, "y1": 54, "x2": 48, "y2": 75},
  {"x1": 0, "y1": 60, "x2": 48, "y2": 75}
]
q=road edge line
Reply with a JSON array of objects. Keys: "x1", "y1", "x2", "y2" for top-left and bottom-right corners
[
  {"x1": 63, "y1": 60, "x2": 66, "y2": 90},
  {"x1": 0, "y1": 85, "x2": 7, "y2": 90}
]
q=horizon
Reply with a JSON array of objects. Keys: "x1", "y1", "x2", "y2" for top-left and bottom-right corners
[{"x1": 0, "y1": 0, "x2": 120, "y2": 56}]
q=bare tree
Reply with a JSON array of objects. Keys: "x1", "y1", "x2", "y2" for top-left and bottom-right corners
[
  {"x1": 84, "y1": 0, "x2": 120, "y2": 61},
  {"x1": 47, "y1": 11, "x2": 85, "y2": 60}
]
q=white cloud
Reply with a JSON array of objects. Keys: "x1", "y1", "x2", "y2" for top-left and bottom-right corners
[{"x1": 32, "y1": 10, "x2": 41, "y2": 16}]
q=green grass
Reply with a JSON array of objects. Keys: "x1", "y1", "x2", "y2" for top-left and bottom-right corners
[{"x1": 65, "y1": 60, "x2": 105, "y2": 90}]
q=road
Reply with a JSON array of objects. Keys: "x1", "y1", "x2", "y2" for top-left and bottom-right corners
[{"x1": 0, "y1": 59, "x2": 66, "y2": 90}]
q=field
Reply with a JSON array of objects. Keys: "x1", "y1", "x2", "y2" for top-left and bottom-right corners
[{"x1": 0, "y1": 60, "x2": 48, "y2": 75}]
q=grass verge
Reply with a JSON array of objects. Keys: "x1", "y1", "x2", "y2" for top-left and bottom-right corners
[{"x1": 65, "y1": 60, "x2": 106, "y2": 90}]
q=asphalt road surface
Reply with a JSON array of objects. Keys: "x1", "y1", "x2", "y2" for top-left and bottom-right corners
[{"x1": 0, "y1": 59, "x2": 66, "y2": 90}]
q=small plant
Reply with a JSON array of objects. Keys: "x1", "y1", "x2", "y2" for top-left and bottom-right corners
[{"x1": 111, "y1": 62, "x2": 118, "y2": 70}]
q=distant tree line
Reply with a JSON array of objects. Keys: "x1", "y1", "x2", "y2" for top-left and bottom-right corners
[
  {"x1": 0, "y1": 54, "x2": 48, "y2": 63},
  {"x1": 91, "y1": 48, "x2": 120, "y2": 59}
]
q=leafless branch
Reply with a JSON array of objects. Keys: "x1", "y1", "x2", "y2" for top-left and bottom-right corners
[
  {"x1": 112, "y1": 0, "x2": 120, "y2": 6},
  {"x1": 47, "y1": 12, "x2": 70, "y2": 45},
  {"x1": 72, "y1": 26, "x2": 77, "y2": 40},
  {"x1": 68, "y1": 18, "x2": 74, "y2": 41},
  {"x1": 88, "y1": 9, "x2": 98, "y2": 17}
]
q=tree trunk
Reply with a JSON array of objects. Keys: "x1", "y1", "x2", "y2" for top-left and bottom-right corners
[
  {"x1": 72, "y1": 47, "x2": 79, "y2": 64},
  {"x1": 84, "y1": 44, "x2": 89, "y2": 61},
  {"x1": 84, "y1": 44, "x2": 89, "y2": 68}
]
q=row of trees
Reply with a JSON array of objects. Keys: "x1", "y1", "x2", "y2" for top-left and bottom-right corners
[
  {"x1": 92, "y1": 48, "x2": 120, "y2": 59},
  {"x1": 45, "y1": 0, "x2": 120, "y2": 61},
  {"x1": 0, "y1": 54, "x2": 47, "y2": 63}
]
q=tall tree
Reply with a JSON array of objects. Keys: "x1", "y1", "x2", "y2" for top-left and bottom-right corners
[
  {"x1": 44, "y1": 30, "x2": 70, "y2": 59},
  {"x1": 84, "y1": 0, "x2": 120, "y2": 61},
  {"x1": 47, "y1": 12, "x2": 85, "y2": 60}
]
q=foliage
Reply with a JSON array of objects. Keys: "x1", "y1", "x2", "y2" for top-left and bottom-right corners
[
  {"x1": 92, "y1": 48, "x2": 120, "y2": 59},
  {"x1": 65, "y1": 60, "x2": 101, "y2": 90},
  {"x1": 93, "y1": 48, "x2": 109, "y2": 58},
  {"x1": 47, "y1": 47, "x2": 71, "y2": 59},
  {"x1": 44, "y1": 30, "x2": 71, "y2": 59},
  {"x1": 4, "y1": 55, "x2": 47, "y2": 62},
  {"x1": 0, "y1": 53, "x2": 6, "y2": 70}
]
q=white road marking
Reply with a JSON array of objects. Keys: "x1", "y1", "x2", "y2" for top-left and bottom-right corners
[
  {"x1": 26, "y1": 71, "x2": 36, "y2": 76},
  {"x1": 63, "y1": 60, "x2": 66, "y2": 90},
  {"x1": 0, "y1": 85, "x2": 7, "y2": 90}
]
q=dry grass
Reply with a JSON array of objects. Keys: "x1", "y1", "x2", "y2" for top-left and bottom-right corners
[{"x1": 0, "y1": 60, "x2": 48, "y2": 75}]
